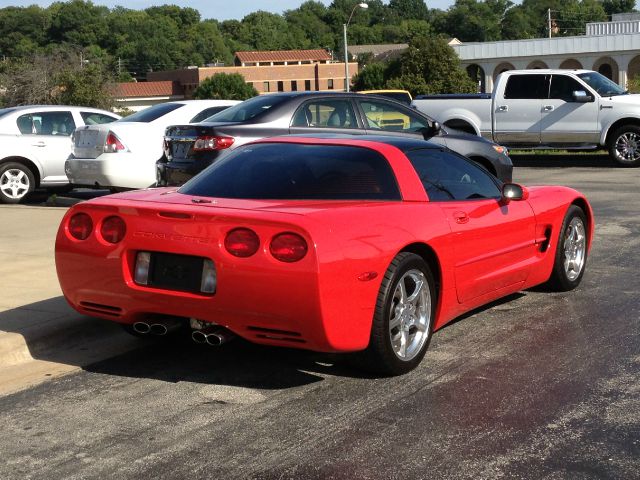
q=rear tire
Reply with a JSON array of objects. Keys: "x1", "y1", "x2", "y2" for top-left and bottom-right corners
[
  {"x1": 608, "y1": 125, "x2": 640, "y2": 167},
  {"x1": 546, "y1": 205, "x2": 588, "y2": 291},
  {"x1": 355, "y1": 252, "x2": 436, "y2": 376},
  {"x1": 0, "y1": 162, "x2": 35, "y2": 204}
]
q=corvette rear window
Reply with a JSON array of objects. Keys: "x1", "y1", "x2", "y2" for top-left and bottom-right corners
[{"x1": 179, "y1": 143, "x2": 401, "y2": 200}]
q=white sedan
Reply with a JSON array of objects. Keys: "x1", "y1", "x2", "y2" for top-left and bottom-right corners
[
  {"x1": 66, "y1": 100, "x2": 239, "y2": 190},
  {"x1": 0, "y1": 105, "x2": 120, "y2": 203}
]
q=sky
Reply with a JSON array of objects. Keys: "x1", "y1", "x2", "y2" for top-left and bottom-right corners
[{"x1": 3, "y1": 0, "x2": 456, "y2": 20}]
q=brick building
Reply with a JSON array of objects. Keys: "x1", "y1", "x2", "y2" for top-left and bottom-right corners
[{"x1": 146, "y1": 49, "x2": 358, "y2": 97}]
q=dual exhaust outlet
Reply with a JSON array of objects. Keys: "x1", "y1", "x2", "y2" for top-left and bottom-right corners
[{"x1": 132, "y1": 319, "x2": 234, "y2": 346}]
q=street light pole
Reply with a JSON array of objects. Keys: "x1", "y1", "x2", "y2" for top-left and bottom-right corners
[{"x1": 343, "y1": 2, "x2": 368, "y2": 92}]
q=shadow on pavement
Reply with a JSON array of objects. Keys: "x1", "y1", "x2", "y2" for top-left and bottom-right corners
[
  {"x1": 2, "y1": 292, "x2": 534, "y2": 392},
  {"x1": 0, "y1": 296, "x2": 359, "y2": 390},
  {"x1": 511, "y1": 153, "x2": 616, "y2": 168}
]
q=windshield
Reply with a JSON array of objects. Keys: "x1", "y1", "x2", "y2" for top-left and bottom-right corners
[
  {"x1": 179, "y1": 143, "x2": 400, "y2": 200},
  {"x1": 0, "y1": 107, "x2": 18, "y2": 120},
  {"x1": 202, "y1": 95, "x2": 288, "y2": 123},
  {"x1": 577, "y1": 72, "x2": 626, "y2": 96},
  {"x1": 119, "y1": 103, "x2": 183, "y2": 123}
]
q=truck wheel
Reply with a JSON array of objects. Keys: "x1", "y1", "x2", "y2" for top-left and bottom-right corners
[
  {"x1": 0, "y1": 162, "x2": 35, "y2": 204},
  {"x1": 353, "y1": 252, "x2": 436, "y2": 376},
  {"x1": 608, "y1": 125, "x2": 640, "y2": 167}
]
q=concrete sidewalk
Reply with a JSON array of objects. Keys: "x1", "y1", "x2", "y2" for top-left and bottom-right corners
[{"x1": 0, "y1": 204, "x2": 140, "y2": 395}]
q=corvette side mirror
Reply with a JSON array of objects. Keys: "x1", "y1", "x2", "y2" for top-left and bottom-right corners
[{"x1": 502, "y1": 183, "x2": 529, "y2": 201}]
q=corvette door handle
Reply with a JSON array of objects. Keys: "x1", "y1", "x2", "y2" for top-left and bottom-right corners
[
  {"x1": 453, "y1": 211, "x2": 469, "y2": 224},
  {"x1": 543, "y1": 105, "x2": 554, "y2": 111},
  {"x1": 32, "y1": 141, "x2": 46, "y2": 147},
  {"x1": 497, "y1": 105, "x2": 508, "y2": 112}
]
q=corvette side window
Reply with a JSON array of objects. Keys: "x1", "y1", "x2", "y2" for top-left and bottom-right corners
[{"x1": 406, "y1": 148, "x2": 501, "y2": 201}]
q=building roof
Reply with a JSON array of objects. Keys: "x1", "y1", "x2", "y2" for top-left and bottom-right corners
[
  {"x1": 235, "y1": 49, "x2": 331, "y2": 64},
  {"x1": 114, "y1": 81, "x2": 183, "y2": 98}
]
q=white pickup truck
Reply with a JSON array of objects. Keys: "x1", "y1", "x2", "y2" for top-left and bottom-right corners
[{"x1": 412, "y1": 69, "x2": 640, "y2": 166}]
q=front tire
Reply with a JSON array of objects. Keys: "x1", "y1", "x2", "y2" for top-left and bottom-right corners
[
  {"x1": 546, "y1": 205, "x2": 588, "y2": 291},
  {"x1": 358, "y1": 252, "x2": 436, "y2": 376},
  {"x1": 608, "y1": 125, "x2": 640, "y2": 167},
  {"x1": 0, "y1": 162, "x2": 35, "y2": 204}
]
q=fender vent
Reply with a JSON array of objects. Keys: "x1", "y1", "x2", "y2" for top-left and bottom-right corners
[
  {"x1": 79, "y1": 301, "x2": 123, "y2": 317},
  {"x1": 539, "y1": 227, "x2": 552, "y2": 252},
  {"x1": 247, "y1": 326, "x2": 306, "y2": 343}
]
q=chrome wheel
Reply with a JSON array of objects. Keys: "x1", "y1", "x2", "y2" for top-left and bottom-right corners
[
  {"x1": 388, "y1": 269, "x2": 432, "y2": 362},
  {"x1": 0, "y1": 167, "x2": 30, "y2": 200},
  {"x1": 562, "y1": 217, "x2": 586, "y2": 282},
  {"x1": 614, "y1": 131, "x2": 640, "y2": 164}
]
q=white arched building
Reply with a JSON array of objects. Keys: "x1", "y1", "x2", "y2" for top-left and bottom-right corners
[{"x1": 453, "y1": 15, "x2": 640, "y2": 93}]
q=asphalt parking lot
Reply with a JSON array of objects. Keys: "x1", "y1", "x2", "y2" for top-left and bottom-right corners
[{"x1": 0, "y1": 153, "x2": 638, "y2": 479}]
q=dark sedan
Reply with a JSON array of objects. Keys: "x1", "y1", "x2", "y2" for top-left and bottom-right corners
[{"x1": 158, "y1": 92, "x2": 512, "y2": 186}]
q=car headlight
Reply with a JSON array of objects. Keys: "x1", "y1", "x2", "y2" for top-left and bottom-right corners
[{"x1": 493, "y1": 145, "x2": 509, "y2": 155}]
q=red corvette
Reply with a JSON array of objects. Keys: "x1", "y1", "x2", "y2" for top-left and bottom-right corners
[{"x1": 55, "y1": 136, "x2": 593, "y2": 375}]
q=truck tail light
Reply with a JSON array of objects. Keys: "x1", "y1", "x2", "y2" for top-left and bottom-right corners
[
  {"x1": 225, "y1": 228, "x2": 260, "y2": 257},
  {"x1": 100, "y1": 216, "x2": 126, "y2": 243},
  {"x1": 68, "y1": 213, "x2": 93, "y2": 240},
  {"x1": 192, "y1": 135, "x2": 234, "y2": 151},
  {"x1": 104, "y1": 131, "x2": 126, "y2": 153},
  {"x1": 270, "y1": 233, "x2": 307, "y2": 263}
]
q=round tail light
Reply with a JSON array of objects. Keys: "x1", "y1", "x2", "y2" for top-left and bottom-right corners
[
  {"x1": 100, "y1": 216, "x2": 126, "y2": 243},
  {"x1": 225, "y1": 228, "x2": 260, "y2": 257},
  {"x1": 68, "y1": 213, "x2": 93, "y2": 240},
  {"x1": 270, "y1": 232, "x2": 308, "y2": 263}
]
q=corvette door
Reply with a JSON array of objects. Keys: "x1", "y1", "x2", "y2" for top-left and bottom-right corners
[{"x1": 406, "y1": 148, "x2": 537, "y2": 303}]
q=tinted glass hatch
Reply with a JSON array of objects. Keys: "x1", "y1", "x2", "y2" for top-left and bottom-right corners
[{"x1": 180, "y1": 143, "x2": 401, "y2": 200}]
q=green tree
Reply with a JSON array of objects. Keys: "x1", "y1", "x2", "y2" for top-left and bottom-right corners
[
  {"x1": 353, "y1": 62, "x2": 388, "y2": 90},
  {"x1": 48, "y1": 0, "x2": 110, "y2": 47},
  {"x1": 601, "y1": 0, "x2": 635, "y2": 16},
  {"x1": 387, "y1": 36, "x2": 476, "y2": 95},
  {"x1": 389, "y1": 0, "x2": 429, "y2": 21},
  {"x1": 0, "y1": 51, "x2": 115, "y2": 108},
  {"x1": 56, "y1": 62, "x2": 115, "y2": 109},
  {"x1": 445, "y1": 0, "x2": 512, "y2": 42},
  {"x1": 193, "y1": 73, "x2": 258, "y2": 100}
]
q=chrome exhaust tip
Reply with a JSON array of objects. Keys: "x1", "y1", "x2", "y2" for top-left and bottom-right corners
[
  {"x1": 133, "y1": 322, "x2": 151, "y2": 334},
  {"x1": 149, "y1": 323, "x2": 168, "y2": 336},
  {"x1": 192, "y1": 330, "x2": 208, "y2": 344},
  {"x1": 148, "y1": 318, "x2": 183, "y2": 336},
  {"x1": 205, "y1": 329, "x2": 235, "y2": 346},
  {"x1": 191, "y1": 326, "x2": 235, "y2": 346}
]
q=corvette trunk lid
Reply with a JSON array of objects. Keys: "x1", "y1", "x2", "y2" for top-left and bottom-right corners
[{"x1": 94, "y1": 187, "x2": 384, "y2": 216}]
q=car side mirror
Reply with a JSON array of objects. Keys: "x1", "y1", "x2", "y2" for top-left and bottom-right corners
[
  {"x1": 420, "y1": 121, "x2": 441, "y2": 139},
  {"x1": 502, "y1": 183, "x2": 529, "y2": 201},
  {"x1": 572, "y1": 90, "x2": 593, "y2": 103}
]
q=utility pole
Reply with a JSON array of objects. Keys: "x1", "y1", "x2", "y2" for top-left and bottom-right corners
[{"x1": 548, "y1": 8, "x2": 552, "y2": 39}]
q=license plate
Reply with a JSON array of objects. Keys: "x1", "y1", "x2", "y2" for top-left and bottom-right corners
[
  {"x1": 171, "y1": 142, "x2": 191, "y2": 159},
  {"x1": 76, "y1": 130, "x2": 98, "y2": 147},
  {"x1": 136, "y1": 252, "x2": 216, "y2": 294}
]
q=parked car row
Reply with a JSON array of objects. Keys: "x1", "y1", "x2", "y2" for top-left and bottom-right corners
[
  {"x1": 67, "y1": 100, "x2": 239, "y2": 191},
  {"x1": 0, "y1": 92, "x2": 513, "y2": 204},
  {"x1": 0, "y1": 105, "x2": 120, "y2": 203},
  {"x1": 159, "y1": 92, "x2": 512, "y2": 187}
]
